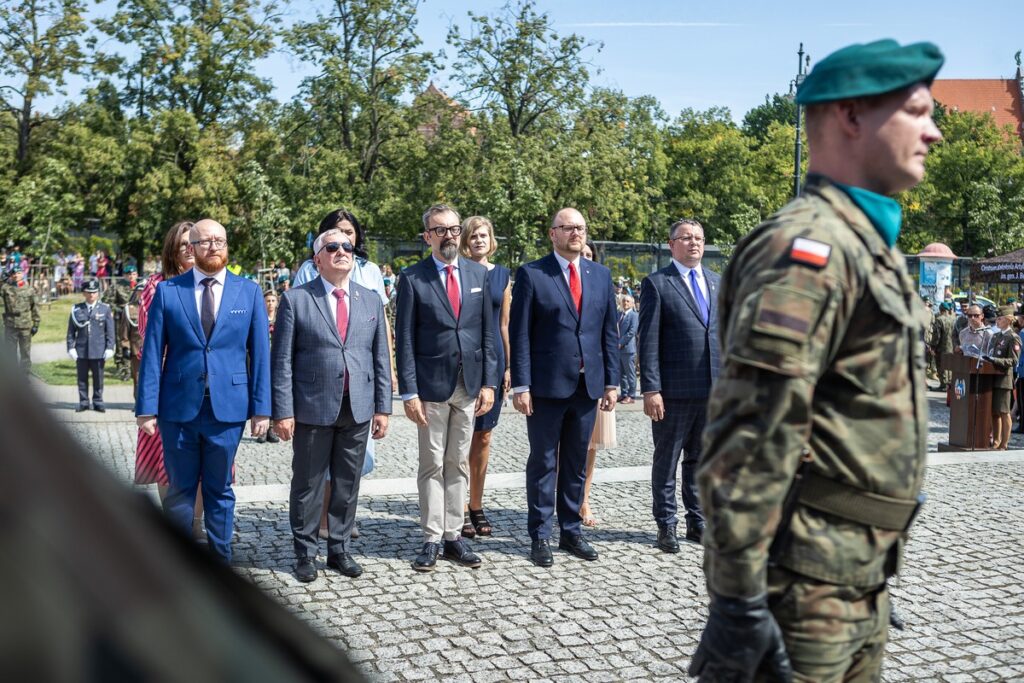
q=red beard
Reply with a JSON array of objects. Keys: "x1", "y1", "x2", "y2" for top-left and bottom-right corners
[{"x1": 195, "y1": 250, "x2": 228, "y2": 273}]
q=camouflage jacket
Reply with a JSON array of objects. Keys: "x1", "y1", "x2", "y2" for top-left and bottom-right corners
[
  {"x1": 2, "y1": 282, "x2": 40, "y2": 329},
  {"x1": 986, "y1": 328, "x2": 1019, "y2": 389},
  {"x1": 103, "y1": 280, "x2": 134, "y2": 310},
  {"x1": 118, "y1": 301, "x2": 143, "y2": 355},
  {"x1": 930, "y1": 313, "x2": 955, "y2": 355},
  {"x1": 698, "y1": 175, "x2": 929, "y2": 598}
]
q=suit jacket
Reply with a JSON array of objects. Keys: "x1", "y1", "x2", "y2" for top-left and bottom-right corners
[
  {"x1": 618, "y1": 309, "x2": 638, "y2": 354},
  {"x1": 510, "y1": 253, "x2": 619, "y2": 400},
  {"x1": 67, "y1": 302, "x2": 115, "y2": 359},
  {"x1": 638, "y1": 263, "x2": 720, "y2": 400},
  {"x1": 395, "y1": 256, "x2": 497, "y2": 403},
  {"x1": 271, "y1": 278, "x2": 391, "y2": 425},
  {"x1": 135, "y1": 270, "x2": 272, "y2": 423}
]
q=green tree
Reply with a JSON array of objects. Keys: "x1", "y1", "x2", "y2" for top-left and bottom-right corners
[
  {"x1": 0, "y1": 0, "x2": 90, "y2": 175},
  {"x1": 233, "y1": 160, "x2": 290, "y2": 267},
  {"x1": 742, "y1": 93, "x2": 797, "y2": 146},
  {"x1": 4, "y1": 157, "x2": 84, "y2": 253}
]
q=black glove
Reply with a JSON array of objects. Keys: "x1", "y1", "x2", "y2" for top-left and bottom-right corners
[
  {"x1": 689, "y1": 592, "x2": 793, "y2": 683},
  {"x1": 30, "y1": 325, "x2": 38, "y2": 336},
  {"x1": 122, "y1": 347, "x2": 131, "y2": 360}
]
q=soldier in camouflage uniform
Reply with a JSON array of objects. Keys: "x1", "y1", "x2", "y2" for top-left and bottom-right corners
[
  {"x1": 103, "y1": 264, "x2": 138, "y2": 380},
  {"x1": 930, "y1": 302, "x2": 956, "y2": 391},
  {"x1": 689, "y1": 40, "x2": 944, "y2": 682},
  {"x1": 982, "y1": 305, "x2": 1020, "y2": 450},
  {"x1": 118, "y1": 281, "x2": 146, "y2": 397},
  {"x1": 2, "y1": 269, "x2": 41, "y2": 371}
]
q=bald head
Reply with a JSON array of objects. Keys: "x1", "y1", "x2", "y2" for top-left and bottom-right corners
[
  {"x1": 188, "y1": 218, "x2": 229, "y2": 273},
  {"x1": 548, "y1": 207, "x2": 588, "y2": 260},
  {"x1": 190, "y1": 219, "x2": 227, "y2": 242}
]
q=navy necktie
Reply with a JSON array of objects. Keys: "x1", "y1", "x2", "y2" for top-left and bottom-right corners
[
  {"x1": 689, "y1": 269, "x2": 709, "y2": 324},
  {"x1": 201, "y1": 277, "x2": 216, "y2": 340}
]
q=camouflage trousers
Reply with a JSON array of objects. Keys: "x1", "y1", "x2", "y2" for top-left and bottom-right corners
[
  {"x1": 4, "y1": 325, "x2": 32, "y2": 370},
  {"x1": 761, "y1": 566, "x2": 889, "y2": 683}
]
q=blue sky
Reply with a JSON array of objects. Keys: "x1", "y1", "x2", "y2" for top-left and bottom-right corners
[{"x1": 36, "y1": 0, "x2": 1024, "y2": 123}]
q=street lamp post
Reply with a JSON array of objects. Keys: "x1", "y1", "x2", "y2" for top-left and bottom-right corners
[{"x1": 791, "y1": 44, "x2": 810, "y2": 198}]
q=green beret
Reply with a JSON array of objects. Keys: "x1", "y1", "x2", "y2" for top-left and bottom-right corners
[{"x1": 796, "y1": 39, "x2": 944, "y2": 105}]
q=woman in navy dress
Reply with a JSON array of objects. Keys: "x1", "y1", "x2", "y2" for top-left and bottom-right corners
[{"x1": 459, "y1": 216, "x2": 511, "y2": 538}]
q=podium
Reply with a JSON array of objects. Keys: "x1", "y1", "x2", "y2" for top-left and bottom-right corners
[{"x1": 939, "y1": 352, "x2": 1003, "y2": 451}]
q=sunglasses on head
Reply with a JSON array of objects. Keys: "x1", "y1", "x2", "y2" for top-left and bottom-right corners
[{"x1": 319, "y1": 241, "x2": 354, "y2": 255}]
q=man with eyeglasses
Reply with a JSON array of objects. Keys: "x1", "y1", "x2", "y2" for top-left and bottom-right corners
[
  {"x1": 271, "y1": 230, "x2": 391, "y2": 582},
  {"x1": 637, "y1": 218, "x2": 720, "y2": 553},
  {"x1": 510, "y1": 207, "x2": 619, "y2": 567},
  {"x1": 136, "y1": 218, "x2": 272, "y2": 563},
  {"x1": 958, "y1": 304, "x2": 992, "y2": 358},
  {"x1": 395, "y1": 203, "x2": 497, "y2": 572}
]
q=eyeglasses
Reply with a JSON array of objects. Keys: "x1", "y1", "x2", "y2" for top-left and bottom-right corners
[
  {"x1": 429, "y1": 225, "x2": 462, "y2": 237},
  {"x1": 190, "y1": 238, "x2": 227, "y2": 250},
  {"x1": 553, "y1": 224, "x2": 587, "y2": 234},
  {"x1": 670, "y1": 235, "x2": 705, "y2": 243},
  {"x1": 318, "y1": 241, "x2": 355, "y2": 255},
  {"x1": 177, "y1": 243, "x2": 190, "y2": 253}
]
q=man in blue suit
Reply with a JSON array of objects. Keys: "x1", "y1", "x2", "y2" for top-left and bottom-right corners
[
  {"x1": 638, "y1": 218, "x2": 720, "y2": 553},
  {"x1": 136, "y1": 219, "x2": 271, "y2": 562},
  {"x1": 396, "y1": 204, "x2": 497, "y2": 572},
  {"x1": 617, "y1": 294, "x2": 638, "y2": 403},
  {"x1": 510, "y1": 207, "x2": 619, "y2": 567}
]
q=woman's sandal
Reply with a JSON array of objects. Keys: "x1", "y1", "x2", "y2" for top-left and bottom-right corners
[
  {"x1": 469, "y1": 508, "x2": 493, "y2": 537},
  {"x1": 461, "y1": 511, "x2": 476, "y2": 539}
]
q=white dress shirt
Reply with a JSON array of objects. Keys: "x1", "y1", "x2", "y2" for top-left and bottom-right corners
[
  {"x1": 671, "y1": 259, "x2": 709, "y2": 303},
  {"x1": 319, "y1": 275, "x2": 352, "y2": 327},
  {"x1": 433, "y1": 255, "x2": 462, "y2": 302},
  {"x1": 192, "y1": 267, "x2": 227, "y2": 321},
  {"x1": 552, "y1": 251, "x2": 583, "y2": 294}
]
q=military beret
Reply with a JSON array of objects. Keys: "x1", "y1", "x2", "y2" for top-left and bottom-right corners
[
  {"x1": 796, "y1": 39, "x2": 944, "y2": 105},
  {"x1": 83, "y1": 279, "x2": 100, "y2": 293},
  {"x1": 124, "y1": 264, "x2": 137, "y2": 273},
  {"x1": 939, "y1": 302, "x2": 953, "y2": 312},
  {"x1": 998, "y1": 305, "x2": 1016, "y2": 317}
]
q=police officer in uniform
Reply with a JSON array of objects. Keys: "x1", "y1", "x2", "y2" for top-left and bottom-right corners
[
  {"x1": 118, "y1": 281, "x2": 146, "y2": 396},
  {"x1": 67, "y1": 279, "x2": 116, "y2": 412},
  {"x1": 2, "y1": 269, "x2": 41, "y2": 371},
  {"x1": 982, "y1": 305, "x2": 1020, "y2": 450},
  {"x1": 689, "y1": 40, "x2": 944, "y2": 682}
]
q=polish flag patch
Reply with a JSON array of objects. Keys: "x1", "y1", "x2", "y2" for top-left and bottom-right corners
[{"x1": 790, "y1": 237, "x2": 832, "y2": 268}]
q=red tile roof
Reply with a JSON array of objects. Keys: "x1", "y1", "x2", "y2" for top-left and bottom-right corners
[{"x1": 931, "y1": 78, "x2": 1024, "y2": 140}]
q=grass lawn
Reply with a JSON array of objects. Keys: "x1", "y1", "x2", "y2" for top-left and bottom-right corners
[
  {"x1": 33, "y1": 360, "x2": 130, "y2": 386},
  {"x1": 33, "y1": 295, "x2": 81, "y2": 343}
]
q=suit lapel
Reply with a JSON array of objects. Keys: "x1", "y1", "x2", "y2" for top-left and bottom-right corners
[
  {"x1": 347, "y1": 285, "x2": 369, "y2": 343},
  {"x1": 175, "y1": 272, "x2": 205, "y2": 342},
  {"x1": 210, "y1": 273, "x2": 243, "y2": 342},
  {"x1": 664, "y1": 264, "x2": 703, "y2": 324},
  {"x1": 705, "y1": 270, "x2": 719, "y2": 327},
  {"x1": 547, "y1": 254, "x2": 579, "y2": 322},
  {"x1": 311, "y1": 277, "x2": 343, "y2": 347},
  {"x1": 423, "y1": 257, "x2": 457, "y2": 323}
]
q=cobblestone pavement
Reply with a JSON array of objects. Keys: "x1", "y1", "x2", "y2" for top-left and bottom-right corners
[{"x1": 33, "y1": 378, "x2": 1024, "y2": 681}]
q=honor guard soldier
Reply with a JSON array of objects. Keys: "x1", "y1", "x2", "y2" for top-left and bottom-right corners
[
  {"x1": 982, "y1": 305, "x2": 1020, "y2": 450},
  {"x1": 690, "y1": 40, "x2": 944, "y2": 682},
  {"x1": 67, "y1": 279, "x2": 116, "y2": 412},
  {"x1": 118, "y1": 281, "x2": 146, "y2": 396},
  {"x1": 2, "y1": 269, "x2": 40, "y2": 371},
  {"x1": 104, "y1": 264, "x2": 139, "y2": 380}
]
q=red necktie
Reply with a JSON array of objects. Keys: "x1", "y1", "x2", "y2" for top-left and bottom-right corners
[
  {"x1": 446, "y1": 265, "x2": 460, "y2": 319},
  {"x1": 332, "y1": 288, "x2": 349, "y2": 392},
  {"x1": 568, "y1": 262, "x2": 582, "y2": 313}
]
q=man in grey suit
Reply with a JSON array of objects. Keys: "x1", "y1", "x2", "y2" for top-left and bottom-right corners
[
  {"x1": 272, "y1": 229, "x2": 391, "y2": 582},
  {"x1": 638, "y1": 219, "x2": 720, "y2": 553},
  {"x1": 396, "y1": 204, "x2": 497, "y2": 572},
  {"x1": 617, "y1": 294, "x2": 638, "y2": 403}
]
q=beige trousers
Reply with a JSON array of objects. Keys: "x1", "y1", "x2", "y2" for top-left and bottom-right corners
[{"x1": 417, "y1": 374, "x2": 476, "y2": 542}]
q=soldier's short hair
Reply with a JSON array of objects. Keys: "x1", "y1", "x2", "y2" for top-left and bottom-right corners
[
  {"x1": 669, "y1": 219, "x2": 703, "y2": 241},
  {"x1": 422, "y1": 204, "x2": 460, "y2": 231}
]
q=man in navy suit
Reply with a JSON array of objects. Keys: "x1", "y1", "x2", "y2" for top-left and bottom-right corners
[
  {"x1": 396, "y1": 204, "x2": 497, "y2": 572},
  {"x1": 617, "y1": 294, "x2": 638, "y2": 403},
  {"x1": 272, "y1": 229, "x2": 392, "y2": 582},
  {"x1": 510, "y1": 207, "x2": 619, "y2": 567},
  {"x1": 136, "y1": 219, "x2": 271, "y2": 562},
  {"x1": 638, "y1": 218, "x2": 720, "y2": 553}
]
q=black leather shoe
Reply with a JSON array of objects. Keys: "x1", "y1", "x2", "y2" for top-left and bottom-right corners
[
  {"x1": 75, "y1": 405, "x2": 88, "y2": 413},
  {"x1": 442, "y1": 538, "x2": 482, "y2": 568},
  {"x1": 685, "y1": 521, "x2": 705, "y2": 544},
  {"x1": 412, "y1": 542, "x2": 439, "y2": 572},
  {"x1": 657, "y1": 524, "x2": 680, "y2": 554},
  {"x1": 93, "y1": 405, "x2": 106, "y2": 413},
  {"x1": 265, "y1": 430, "x2": 280, "y2": 443},
  {"x1": 327, "y1": 553, "x2": 363, "y2": 578},
  {"x1": 295, "y1": 557, "x2": 317, "y2": 583},
  {"x1": 558, "y1": 534, "x2": 598, "y2": 561},
  {"x1": 530, "y1": 539, "x2": 554, "y2": 567}
]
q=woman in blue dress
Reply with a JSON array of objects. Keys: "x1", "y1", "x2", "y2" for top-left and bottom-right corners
[{"x1": 459, "y1": 216, "x2": 510, "y2": 538}]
